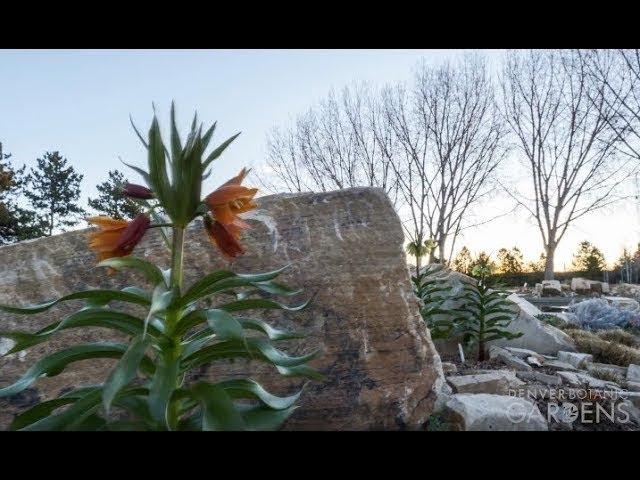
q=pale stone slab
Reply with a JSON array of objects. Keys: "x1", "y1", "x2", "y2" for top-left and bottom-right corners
[
  {"x1": 558, "y1": 351, "x2": 593, "y2": 369},
  {"x1": 447, "y1": 371, "x2": 524, "y2": 395},
  {"x1": 444, "y1": 394, "x2": 548, "y2": 431}
]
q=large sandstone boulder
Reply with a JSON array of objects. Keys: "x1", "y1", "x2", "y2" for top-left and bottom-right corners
[{"x1": 0, "y1": 187, "x2": 446, "y2": 430}]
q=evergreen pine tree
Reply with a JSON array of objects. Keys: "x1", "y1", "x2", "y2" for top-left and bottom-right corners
[
  {"x1": 88, "y1": 170, "x2": 141, "y2": 220},
  {"x1": 24, "y1": 151, "x2": 85, "y2": 236},
  {"x1": 0, "y1": 142, "x2": 44, "y2": 244},
  {"x1": 571, "y1": 240, "x2": 606, "y2": 275}
]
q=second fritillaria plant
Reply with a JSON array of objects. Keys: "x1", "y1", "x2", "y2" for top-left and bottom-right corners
[{"x1": 0, "y1": 104, "x2": 321, "y2": 431}]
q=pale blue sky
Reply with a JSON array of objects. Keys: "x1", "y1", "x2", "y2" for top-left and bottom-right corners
[
  {"x1": 2, "y1": 49, "x2": 490, "y2": 193},
  {"x1": 0, "y1": 49, "x2": 636, "y2": 268}
]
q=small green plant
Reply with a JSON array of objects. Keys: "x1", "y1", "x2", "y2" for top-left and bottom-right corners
[
  {"x1": 425, "y1": 411, "x2": 451, "y2": 431},
  {"x1": 0, "y1": 104, "x2": 321, "y2": 431},
  {"x1": 536, "y1": 313, "x2": 565, "y2": 327},
  {"x1": 411, "y1": 263, "x2": 452, "y2": 339},
  {"x1": 445, "y1": 265, "x2": 522, "y2": 361}
]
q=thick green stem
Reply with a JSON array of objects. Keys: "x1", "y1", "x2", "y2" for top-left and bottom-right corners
[
  {"x1": 170, "y1": 227, "x2": 185, "y2": 292},
  {"x1": 165, "y1": 226, "x2": 185, "y2": 430}
]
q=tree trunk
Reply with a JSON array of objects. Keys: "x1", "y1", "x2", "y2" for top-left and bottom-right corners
[
  {"x1": 544, "y1": 245, "x2": 555, "y2": 280},
  {"x1": 478, "y1": 341, "x2": 486, "y2": 362},
  {"x1": 438, "y1": 239, "x2": 446, "y2": 266},
  {"x1": 415, "y1": 254, "x2": 422, "y2": 275}
]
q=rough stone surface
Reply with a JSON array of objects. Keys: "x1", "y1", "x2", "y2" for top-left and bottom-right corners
[
  {"x1": 543, "y1": 359, "x2": 579, "y2": 372},
  {"x1": 541, "y1": 280, "x2": 562, "y2": 297},
  {"x1": 0, "y1": 187, "x2": 445, "y2": 430},
  {"x1": 492, "y1": 294, "x2": 576, "y2": 355},
  {"x1": 557, "y1": 371, "x2": 619, "y2": 390},
  {"x1": 443, "y1": 394, "x2": 548, "y2": 431},
  {"x1": 516, "y1": 371, "x2": 562, "y2": 386},
  {"x1": 441, "y1": 362, "x2": 457, "y2": 375},
  {"x1": 628, "y1": 364, "x2": 640, "y2": 383},
  {"x1": 495, "y1": 351, "x2": 533, "y2": 371},
  {"x1": 558, "y1": 351, "x2": 593, "y2": 369},
  {"x1": 447, "y1": 371, "x2": 524, "y2": 395},
  {"x1": 571, "y1": 278, "x2": 610, "y2": 295},
  {"x1": 504, "y1": 347, "x2": 545, "y2": 362}
]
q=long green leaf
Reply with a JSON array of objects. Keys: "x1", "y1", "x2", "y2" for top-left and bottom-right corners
[
  {"x1": 102, "y1": 336, "x2": 151, "y2": 413},
  {"x1": 191, "y1": 382, "x2": 245, "y2": 431},
  {"x1": 97, "y1": 257, "x2": 166, "y2": 286},
  {"x1": 0, "y1": 343, "x2": 153, "y2": 398},
  {"x1": 9, "y1": 386, "x2": 102, "y2": 431},
  {"x1": 181, "y1": 265, "x2": 290, "y2": 306},
  {"x1": 202, "y1": 132, "x2": 241, "y2": 170},
  {"x1": 241, "y1": 404, "x2": 297, "y2": 431},
  {"x1": 216, "y1": 378, "x2": 302, "y2": 410},
  {"x1": 0, "y1": 289, "x2": 149, "y2": 315},
  {"x1": 148, "y1": 354, "x2": 180, "y2": 427},
  {"x1": 219, "y1": 297, "x2": 310, "y2": 313},
  {"x1": 0, "y1": 308, "x2": 163, "y2": 355},
  {"x1": 206, "y1": 309, "x2": 244, "y2": 341},
  {"x1": 181, "y1": 338, "x2": 317, "y2": 372}
]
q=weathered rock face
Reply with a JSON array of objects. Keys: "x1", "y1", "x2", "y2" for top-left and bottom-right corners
[
  {"x1": 493, "y1": 294, "x2": 576, "y2": 355},
  {"x1": 0, "y1": 187, "x2": 445, "y2": 430},
  {"x1": 447, "y1": 371, "x2": 524, "y2": 395},
  {"x1": 443, "y1": 393, "x2": 548, "y2": 431}
]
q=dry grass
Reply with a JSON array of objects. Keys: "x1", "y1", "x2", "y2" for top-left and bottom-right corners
[
  {"x1": 559, "y1": 322, "x2": 582, "y2": 332},
  {"x1": 588, "y1": 367, "x2": 623, "y2": 384},
  {"x1": 567, "y1": 329, "x2": 640, "y2": 367},
  {"x1": 596, "y1": 329, "x2": 639, "y2": 347}
]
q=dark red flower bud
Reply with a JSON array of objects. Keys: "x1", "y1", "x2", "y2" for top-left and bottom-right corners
[
  {"x1": 203, "y1": 215, "x2": 245, "y2": 259},
  {"x1": 123, "y1": 183, "x2": 154, "y2": 199},
  {"x1": 116, "y1": 214, "x2": 150, "y2": 251}
]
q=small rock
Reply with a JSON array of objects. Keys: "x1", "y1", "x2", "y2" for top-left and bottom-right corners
[
  {"x1": 558, "y1": 351, "x2": 593, "y2": 369},
  {"x1": 504, "y1": 347, "x2": 545, "y2": 362},
  {"x1": 443, "y1": 394, "x2": 548, "y2": 431},
  {"x1": 628, "y1": 364, "x2": 640, "y2": 383},
  {"x1": 516, "y1": 371, "x2": 562, "y2": 386},
  {"x1": 447, "y1": 371, "x2": 524, "y2": 395},
  {"x1": 441, "y1": 362, "x2": 457, "y2": 374},
  {"x1": 626, "y1": 381, "x2": 640, "y2": 392},
  {"x1": 557, "y1": 371, "x2": 620, "y2": 390},
  {"x1": 541, "y1": 280, "x2": 562, "y2": 297},
  {"x1": 543, "y1": 359, "x2": 579, "y2": 372},
  {"x1": 527, "y1": 356, "x2": 544, "y2": 367},
  {"x1": 495, "y1": 350, "x2": 533, "y2": 371}
]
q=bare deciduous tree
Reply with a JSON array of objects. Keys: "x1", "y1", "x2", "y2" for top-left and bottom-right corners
[
  {"x1": 501, "y1": 49, "x2": 635, "y2": 280},
  {"x1": 261, "y1": 84, "x2": 399, "y2": 204},
  {"x1": 582, "y1": 49, "x2": 640, "y2": 159},
  {"x1": 383, "y1": 55, "x2": 508, "y2": 267}
]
